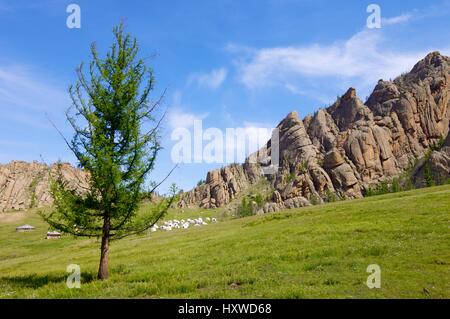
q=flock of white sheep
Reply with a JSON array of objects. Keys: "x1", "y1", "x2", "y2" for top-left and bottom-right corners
[{"x1": 149, "y1": 217, "x2": 217, "y2": 232}]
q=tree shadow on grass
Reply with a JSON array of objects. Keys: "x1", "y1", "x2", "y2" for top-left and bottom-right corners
[{"x1": 0, "y1": 272, "x2": 95, "y2": 289}]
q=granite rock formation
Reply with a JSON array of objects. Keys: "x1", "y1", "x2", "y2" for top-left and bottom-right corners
[
  {"x1": 179, "y1": 52, "x2": 450, "y2": 212},
  {"x1": 0, "y1": 161, "x2": 89, "y2": 212}
]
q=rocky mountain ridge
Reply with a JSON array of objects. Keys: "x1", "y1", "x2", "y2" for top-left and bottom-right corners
[
  {"x1": 0, "y1": 161, "x2": 89, "y2": 212},
  {"x1": 1, "y1": 52, "x2": 449, "y2": 214},
  {"x1": 178, "y1": 51, "x2": 450, "y2": 213}
]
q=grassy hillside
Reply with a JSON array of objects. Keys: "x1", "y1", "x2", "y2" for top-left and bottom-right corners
[{"x1": 0, "y1": 185, "x2": 449, "y2": 298}]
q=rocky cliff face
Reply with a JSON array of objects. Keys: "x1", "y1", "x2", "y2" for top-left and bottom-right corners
[
  {"x1": 413, "y1": 132, "x2": 450, "y2": 187},
  {"x1": 0, "y1": 161, "x2": 89, "y2": 212},
  {"x1": 179, "y1": 52, "x2": 450, "y2": 211}
]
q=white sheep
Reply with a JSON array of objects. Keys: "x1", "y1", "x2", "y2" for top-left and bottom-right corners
[{"x1": 156, "y1": 216, "x2": 216, "y2": 233}]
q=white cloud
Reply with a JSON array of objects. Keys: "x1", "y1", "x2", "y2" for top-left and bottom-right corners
[
  {"x1": 383, "y1": 13, "x2": 414, "y2": 25},
  {"x1": 284, "y1": 83, "x2": 306, "y2": 96},
  {"x1": 235, "y1": 29, "x2": 429, "y2": 90},
  {"x1": 0, "y1": 64, "x2": 69, "y2": 131},
  {"x1": 167, "y1": 92, "x2": 208, "y2": 129},
  {"x1": 168, "y1": 108, "x2": 208, "y2": 129},
  {"x1": 0, "y1": 64, "x2": 68, "y2": 112},
  {"x1": 188, "y1": 68, "x2": 227, "y2": 89}
]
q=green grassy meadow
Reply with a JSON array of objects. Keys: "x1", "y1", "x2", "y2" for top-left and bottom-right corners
[{"x1": 0, "y1": 185, "x2": 449, "y2": 298}]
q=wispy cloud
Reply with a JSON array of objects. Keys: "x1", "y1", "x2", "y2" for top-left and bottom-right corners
[
  {"x1": 0, "y1": 64, "x2": 69, "y2": 131},
  {"x1": 382, "y1": 13, "x2": 414, "y2": 25},
  {"x1": 284, "y1": 83, "x2": 306, "y2": 96},
  {"x1": 233, "y1": 29, "x2": 430, "y2": 91},
  {"x1": 167, "y1": 92, "x2": 208, "y2": 129},
  {"x1": 168, "y1": 108, "x2": 209, "y2": 129},
  {"x1": 0, "y1": 64, "x2": 68, "y2": 112},
  {"x1": 380, "y1": 2, "x2": 450, "y2": 26},
  {"x1": 229, "y1": 1, "x2": 450, "y2": 102},
  {"x1": 188, "y1": 68, "x2": 227, "y2": 90}
]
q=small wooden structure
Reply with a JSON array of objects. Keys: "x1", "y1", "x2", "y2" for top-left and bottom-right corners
[
  {"x1": 16, "y1": 224, "x2": 35, "y2": 232},
  {"x1": 46, "y1": 231, "x2": 62, "y2": 239}
]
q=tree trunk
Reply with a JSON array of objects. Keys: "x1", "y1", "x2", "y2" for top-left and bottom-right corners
[{"x1": 97, "y1": 215, "x2": 111, "y2": 280}]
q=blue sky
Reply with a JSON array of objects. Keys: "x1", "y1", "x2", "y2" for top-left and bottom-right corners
[{"x1": 0, "y1": 0, "x2": 449, "y2": 193}]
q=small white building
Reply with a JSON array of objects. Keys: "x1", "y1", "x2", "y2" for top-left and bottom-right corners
[
  {"x1": 46, "y1": 231, "x2": 62, "y2": 239},
  {"x1": 16, "y1": 224, "x2": 35, "y2": 232}
]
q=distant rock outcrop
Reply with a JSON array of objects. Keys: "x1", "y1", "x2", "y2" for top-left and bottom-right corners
[
  {"x1": 178, "y1": 163, "x2": 261, "y2": 209},
  {"x1": 0, "y1": 161, "x2": 89, "y2": 212},
  {"x1": 179, "y1": 51, "x2": 450, "y2": 212},
  {"x1": 414, "y1": 131, "x2": 450, "y2": 187}
]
